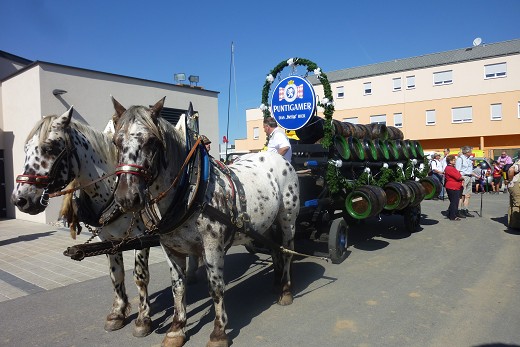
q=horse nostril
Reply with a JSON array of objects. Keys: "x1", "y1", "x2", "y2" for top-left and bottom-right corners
[
  {"x1": 132, "y1": 193, "x2": 141, "y2": 207},
  {"x1": 15, "y1": 197, "x2": 27, "y2": 208}
]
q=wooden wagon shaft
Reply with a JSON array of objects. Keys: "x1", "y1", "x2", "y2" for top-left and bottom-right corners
[{"x1": 63, "y1": 234, "x2": 161, "y2": 261}]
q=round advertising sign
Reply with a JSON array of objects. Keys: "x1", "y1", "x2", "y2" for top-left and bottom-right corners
[{"x1": 270, "y1": 75, "x2": 316, "y2": 130}]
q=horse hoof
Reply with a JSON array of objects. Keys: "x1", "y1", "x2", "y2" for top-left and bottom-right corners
[
  {"x1": 133, "y1": 317, "x2": 153, "y2": 337},
  {"x1": 104, "y1": 313, "x2": 125, "y2": 331},
  {"x1": 161, "y1": 333, "x2": 185, "y2": 347},
  {"x1": 206, "y1": 339, "x2": 229, "y2": 347},
  {"x1": 278, "y1": 292, "x2": 293, "y2": 306}
]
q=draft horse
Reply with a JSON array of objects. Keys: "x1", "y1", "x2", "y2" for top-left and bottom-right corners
[
  {"x1": 111, "y1": 97, "x2": 300, "y2": 347},
  {"x1": 11, "y1": 107, "x2": 155, "y2": 337}
]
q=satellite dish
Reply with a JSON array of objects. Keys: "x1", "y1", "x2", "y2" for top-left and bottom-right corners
[{"x1": 473, "y1": 37, "x2": 482, "y2": 47}]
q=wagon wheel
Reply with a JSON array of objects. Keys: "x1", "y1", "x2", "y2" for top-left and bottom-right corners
[
  {"x1": 403, "y1": 204, "x2": 421, "y2": 233},
  {"x1": 328, "y1": 218, "x2": 349, "y2": 264}
]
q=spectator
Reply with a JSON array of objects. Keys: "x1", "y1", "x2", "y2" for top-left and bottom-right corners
[
  {"x1": 491, "y1": 160, "x2": 503, "y2": 194},
  {"x1": 429, "y1": 153, "x2": 444, "y2": 199},
  {"x1": 472, "y1": 163, "x2": 486, "y2": 193},
  {"x1": 506, "y1": 159, "x2": 520, "y2": 229},
  {"x1": 199, "y1": 135, "x2": 211, "y2": 153},
  {"x1": 263, "y1": 116, "x2": 292, "y2": 161},
  {"x1": 455, "y1": 146, "x2": 475, "y2": 218},
  {"x1": 497, "y1": 151, "x2": 513, "y2": 190},
  {"x1": 439, "y1": 148, "x2": 450, "y2": 199},
  {"x1": 444, "y1": 155, "x2": 464, "y2": 221}
]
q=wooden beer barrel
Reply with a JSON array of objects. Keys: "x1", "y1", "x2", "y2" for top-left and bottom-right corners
[
  {"x1": 385, "y1": 140, "x2": 400, "y2": 160},
  {"x1": 404, "y1": 139, "x2": 418, "y2": 159},
  {"x1": 419, "y1": 177, "x2": 442, "y2": 200},
  {"x1": 368, "y1": 123, "x2": 389, "y2": 140},
  {"x1": 383, "y1": 182, "x2": 413, "y2": 210},
  {"x1": 345, "y1": 185, "x2": 387, "y2": 219},
  {"x1": 387, "y1": 126, "x2": 404, "y2": 140},
  {"x1": 404, "y1": 180, "x2": 426, "y2": 206},
  {"x1": 395, "y1": 140, "x2": 410, "y2": 160}
]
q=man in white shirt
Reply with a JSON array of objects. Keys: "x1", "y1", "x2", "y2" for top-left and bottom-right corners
[
  {"x1": 263, "y1": 116, "x2": 292, "y2": 161},
  {"x1": 455, "y1": 146, "x2": 475, "y2": 218}
]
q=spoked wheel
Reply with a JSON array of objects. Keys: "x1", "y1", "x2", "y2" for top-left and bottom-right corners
[
  {"x1": 403, "y1": 204, "x2": 422, "y2": 233},
  {"x1": 328, "y1": 218, "x2": 349, "y2": 264}
]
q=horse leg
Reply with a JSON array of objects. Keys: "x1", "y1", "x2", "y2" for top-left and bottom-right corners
[
  {"x1": 161, "y1": 248, "x2": 188, "y2": 347},
  {"x1": 104, "y1": 252, "x2": 130, "y2": 331},
  {"x1": 203, "y1": 243, "x2": 229, "y2": 347},
  {"x1": 186, "y1": 255, "x2": 199, "y2": 284},
  {"x1": 271, "y1": 222, "x2": 295, "y2": 306},
  {"x1": 132, "y1": 248, "x2": 152, "y2": 337}
]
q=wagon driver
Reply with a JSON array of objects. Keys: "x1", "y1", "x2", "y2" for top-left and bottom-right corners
[{"x1": 263, "y1": 116, "x2": 292, "y2": 161}]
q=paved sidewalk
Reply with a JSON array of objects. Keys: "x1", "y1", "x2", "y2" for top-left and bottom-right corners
[{"x1": 0, "y1": 219, "x2": 165, "y2": 302}]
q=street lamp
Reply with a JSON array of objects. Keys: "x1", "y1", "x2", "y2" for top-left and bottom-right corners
[
  {"x1": 174, "y1": 73, "x2": 186, "y2": 84},
  {"x1": 188, "y1": 75, "x2": 199, "y2": 86}
]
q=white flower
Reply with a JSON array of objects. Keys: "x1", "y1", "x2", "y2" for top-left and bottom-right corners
[
  {"x1": 364, "y1": 167, "x2": 371, "y2": 173},
  {"x1": 260, "y1": 104, "x2": 267, "y2": 111},
  {"x1": 383, "y1": 163, "x2": 389, "y2": 169},
  {"x1": 321, "y1": 98, "x2": 329, "y2": 105},
  {"x1": 419, "y1": 163, "x2": 425, "y2": 170},
  {"x1": 397, "y1": 163, "x2": 404, "y2": 168},
  {"x1": 314, "y1": 67, "x2": 321, "y2": 76},
  {"x1": 287, "y1": 58, "x2": 295, "y2": 66},
  {"x1": 266, "y1": 74, "x2": 274, "y2": 83},
  {"x1": 411, "y1": 159, "x2": 418, "y2": 165}
]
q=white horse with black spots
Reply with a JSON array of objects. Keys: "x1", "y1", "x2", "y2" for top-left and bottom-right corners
[
  {"x1": 11, "y1": 107, "x2": 155, "y2": 337},
  {"x1": 111, "y1": 97, "x2": 300, "y2": 347}
]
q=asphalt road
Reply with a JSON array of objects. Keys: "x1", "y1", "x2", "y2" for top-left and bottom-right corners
[{"x1": 1, "y1": 192, "x2": 520, "y2": 347}]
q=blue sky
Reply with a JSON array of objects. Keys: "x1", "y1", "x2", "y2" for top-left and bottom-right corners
[{"x1": 1, "y1": 0, "x2": 519, "y2": 146}]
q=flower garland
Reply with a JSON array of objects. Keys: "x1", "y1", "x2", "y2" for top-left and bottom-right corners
[{"x1": 260, "y1": 58, "x2": 335, "y2": 148}]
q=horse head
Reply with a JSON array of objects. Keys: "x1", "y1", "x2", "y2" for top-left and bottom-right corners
[
  {"x1": 11, "y1": 107, "x2": 79, "y2": 214},
  {"x1": 111, "y1": 97, "x2": 171, "y2": 212}
]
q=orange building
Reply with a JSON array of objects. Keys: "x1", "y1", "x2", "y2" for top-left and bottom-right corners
[{"x1": 236, "y1": 39, "x2": 520, "y2": 160}]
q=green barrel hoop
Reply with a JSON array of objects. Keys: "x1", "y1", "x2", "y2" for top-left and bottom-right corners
[
  {"x1": 363, "y1": 139, "x2": 378, "y2": 161},
  {"x1": 334, "y1": 136, "x2": 351, "y2": 160},
  {"x1": 373, "y1": 139, "x2": 390, "y2": 161},
  {"x1": 386, "y1": 140, "x2": 400, "y2": 160},
  {"x1": 348, "y1": 137, "x2": 365, "y2": 161}
]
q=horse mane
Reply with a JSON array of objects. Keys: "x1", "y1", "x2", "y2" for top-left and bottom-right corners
[{"x1": 25, "y1": 114, "x2": 116, "y2": 162}]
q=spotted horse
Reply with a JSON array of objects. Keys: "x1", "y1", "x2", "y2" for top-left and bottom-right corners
[
  {"x1": 11, "y1": 107, "x2": 155, "y2": 337},
  {"x1": 111, "y1": 97, "x2": 300, "y2": 347}
]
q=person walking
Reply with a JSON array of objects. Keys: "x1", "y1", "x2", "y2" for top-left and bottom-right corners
[
  {"x1": 444, "y1": 154, "x2": 464, "y2": 221},
  {"x1": 455, "y1": 146, "x2": 475, "y2": 217},
  {"x1": 263, "y1": 116, "x2": 292, "y2": 161}
]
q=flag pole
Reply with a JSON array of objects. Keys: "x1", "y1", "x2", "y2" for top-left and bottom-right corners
[{"x1": 225, "y1": 41, "x2": 234, "y2": 162}]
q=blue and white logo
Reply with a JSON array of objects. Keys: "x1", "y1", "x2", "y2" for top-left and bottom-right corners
[{"x1": 270, "y1": 76, "x2": 316, "y2": 130}]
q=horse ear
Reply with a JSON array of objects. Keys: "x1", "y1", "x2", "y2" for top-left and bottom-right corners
[
  {"x1": 111, "y1": 96, "x2": 126, "y2": 125},
  {"x1": 187, "y1": 102, "x2": 194, "y2": 117},
  {"x1": 150, "y1": 97, "x2": 166, "y2": 121},
  {"x1": 53, "y1": 106, "x2": 74, "y2": 129}
]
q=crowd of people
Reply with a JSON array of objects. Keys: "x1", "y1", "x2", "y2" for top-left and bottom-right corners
[{"x1": 429, "y1": 147, "x2": 518, "y2": 222}]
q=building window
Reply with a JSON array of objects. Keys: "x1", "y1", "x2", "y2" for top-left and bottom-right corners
[
  {"x1": 406, "y1": 75, "x2": 415, "y2": 89},
  {"x1": 433, "y1": 70, "x2": 453, "y2": 85},
  {"x1": 343, "y1": 117, "x2": 358, "y2": 124},
  {"x1": 370, "y1": 114, "x2": 386, "y2": 125},
  {"x1": 426, "y1": 110, "x2": 436, "y2": 125},
  {"x1": 364, "y1": 82, "x2": 372, "y2": 95},
  {"x1": 490, "y1": 103, "x2": 502, "y2": 120},
  {"x1": 393, "y1": 113, "x2": 403, "y2": 127},
  {"x1": 336, "y1": 86, "x2": 345, "y2": 99},
  {"x1": 452, "y1": 106, "x2": 473, "y2": 123},
  {"x1": 393, "y1": 78, "x2": 401, "y2": 91},
  {"x1": 253, "y1": 127, "x2": 259, "y2": 139},
  {"x1": 485, "y1": 62, "x2": 507, "y2": 79}
]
